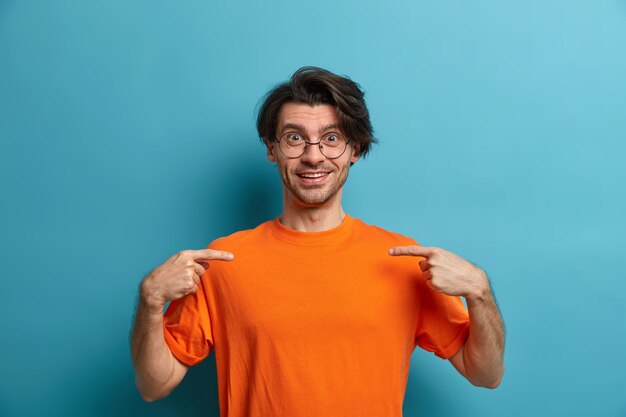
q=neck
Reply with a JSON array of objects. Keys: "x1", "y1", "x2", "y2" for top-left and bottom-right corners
[{"x1": 280, "y1": 190, "x2": 346, "y2": 232}]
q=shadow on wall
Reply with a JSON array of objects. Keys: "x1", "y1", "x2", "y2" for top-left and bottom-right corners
[
  {"x1": 77, "y1": 337, "x2": 219, "y2": 417},
  {"x1": 403, "y1": 351, "x2": 466, "y2": 416},
  {"x1": 152, "y1": 357, "x2": 221, "y2": 417},
  {"x1": 196, "y1": 142, "x2": 282, "y2": 238}
]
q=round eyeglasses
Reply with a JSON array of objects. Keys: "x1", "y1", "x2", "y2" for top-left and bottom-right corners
[{"x1": 275, "y1": 131, "x2": 351, "y2": 159}]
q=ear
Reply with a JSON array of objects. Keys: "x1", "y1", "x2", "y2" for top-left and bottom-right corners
[
  {"x1": 266, "y1": 140, "x2": 277, "y2": 163},
  {"x1": 350, "y1": 144, "x2": 361, "y2": 165}
]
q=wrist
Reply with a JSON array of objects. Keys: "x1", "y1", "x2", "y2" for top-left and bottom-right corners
[
  {"x1": 140, "y1": 277, "x2": 165, "y2": 316},
  {"x1": 465, "y1": 269, "x2": 491, "y2": 304}
]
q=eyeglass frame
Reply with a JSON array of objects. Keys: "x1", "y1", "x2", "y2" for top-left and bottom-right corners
[{"x1": 272, "y1": 131, "x2": 352, "y2": 160}]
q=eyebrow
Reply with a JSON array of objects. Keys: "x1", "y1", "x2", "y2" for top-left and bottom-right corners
[{"x1": 279, "y1": 123, "x2": 341, "y2": 135}]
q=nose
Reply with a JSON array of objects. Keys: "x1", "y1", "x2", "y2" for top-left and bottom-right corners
[{"x1": 300, "y1": 140, "x2": 326, "y2": 165}]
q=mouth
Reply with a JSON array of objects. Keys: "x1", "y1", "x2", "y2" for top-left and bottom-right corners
[{"x1": 296, "y1": 171, "x2": 331, "y2": 184}]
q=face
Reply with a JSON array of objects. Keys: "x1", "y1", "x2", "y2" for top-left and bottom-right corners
[{"x1": 267, "y1": 102, "x2": 360, "y2": 207}]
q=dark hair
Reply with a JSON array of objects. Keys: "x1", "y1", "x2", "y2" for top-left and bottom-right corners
[{"x1": 256, "y1": 66, "x2": 376, "y2": 157}]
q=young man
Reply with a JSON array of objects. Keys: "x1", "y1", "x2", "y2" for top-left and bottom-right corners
[{"x1": 131, "y1": 67, "x2": 505, "y2": 416}]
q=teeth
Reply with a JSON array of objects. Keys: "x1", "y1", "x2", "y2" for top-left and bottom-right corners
[{"x1": 300, "y1": 173, "x2": 326, "y2": 178}]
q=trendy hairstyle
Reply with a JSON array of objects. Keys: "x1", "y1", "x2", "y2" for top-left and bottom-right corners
[{"x1": 256, "y1": 66, "x2": 376, "y2": 157}]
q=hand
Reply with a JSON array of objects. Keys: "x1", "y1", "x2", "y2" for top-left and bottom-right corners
[
  {"x1": 140, "y1": 249, "x2": 234, "y2": 314},
  {"x1": 389, "y1": 246, "x2": 488, "y2": 301}
]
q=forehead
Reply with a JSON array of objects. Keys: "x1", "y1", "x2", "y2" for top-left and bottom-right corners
[{"x1": 277, "y1": 102, "x2": 339, "y2": 132}]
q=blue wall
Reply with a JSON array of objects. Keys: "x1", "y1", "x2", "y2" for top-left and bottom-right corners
[{"x1": 1, "y1": 1, "x2": 625, "y2": 416}]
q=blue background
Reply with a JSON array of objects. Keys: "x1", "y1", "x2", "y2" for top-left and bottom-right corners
[{"x1": 1, "y1": 1, "x2": 625, "y2": 416}]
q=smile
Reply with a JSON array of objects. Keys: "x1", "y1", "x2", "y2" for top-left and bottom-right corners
[
  {"x1": 298, "y1": 172, "x2": 327, "y2": 178},
  {"x1": 296, "y1": 171, "x2": 330, "y2": 183}
]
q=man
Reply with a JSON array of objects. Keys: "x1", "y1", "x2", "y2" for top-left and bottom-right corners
[{"x1": 131, "y1": 67, "x2": 505, "y2": 416}]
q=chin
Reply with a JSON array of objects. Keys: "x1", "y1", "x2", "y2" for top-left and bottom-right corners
[
  {"x1": 287, "y1": 183, "x2": 338, "y2": 206},
  {"x1": 294, "y1": 191, "x2": 335, "y2": 206},
  {"x1": 281, "y1": 170, "x2": 348, "y2": 207}
]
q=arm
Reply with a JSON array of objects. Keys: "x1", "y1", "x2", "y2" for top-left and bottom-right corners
[
  {"x1": 389, "y1": 246, "x2": 505, "y2": 388},
  {"x1": 448, "y1": 275, "x2": 505, "y2": 388},
  {"x1": 130, "y1": 249, "x2": 234, "y2": 401},
  {"x1": 130, "y1": 293, "x2": 189, "y2": 402}
]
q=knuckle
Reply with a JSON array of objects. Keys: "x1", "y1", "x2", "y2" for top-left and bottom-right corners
[{"x1": 431, "y1": 247, "x2": 442, "y2": 254}]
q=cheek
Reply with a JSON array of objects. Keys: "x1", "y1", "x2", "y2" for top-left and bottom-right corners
[
  {"x1": 276, "y1": 160, "x2": 293, "y2": 180},
  {"x1": 339, "y1": 157, "x2": 353, "y2": 172}
]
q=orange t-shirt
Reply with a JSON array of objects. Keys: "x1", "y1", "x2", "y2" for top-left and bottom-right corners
[{"x1": 163, "y1": 215, "x2": 469, "y2": 416}]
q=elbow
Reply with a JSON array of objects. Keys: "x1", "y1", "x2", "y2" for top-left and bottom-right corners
[
  {"x1": 138, "y1": 387, "x2": 171, "y2": 403},
  {"x1": 471, "y1": 366, "x2": 504, "y2": 389},
  {"x1": 469, "y1": 377, "x2": 501, "y2": 390},
  {"x1": 141, "y1": 395, "x2": 163, "y2": 403},
  {"x1": 480, "y1": 377, "x2": 502, "y2": 390},
  {"x1": 139, "y1": 390, "x2": 161, "y2": 403},
  {"x1": 136, "y1": 379, "x2": 174, "y2": 403}
]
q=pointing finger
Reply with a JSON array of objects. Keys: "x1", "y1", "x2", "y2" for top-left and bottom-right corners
[
  {"x1": 388, "y1": 246, "x2": 434, "y2": 258},
  {"x1": 186, "y1": 249, "x2": 234, "y2": 262}
]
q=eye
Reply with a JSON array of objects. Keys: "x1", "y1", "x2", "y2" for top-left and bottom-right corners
[
  {"x1": 285, "y1": 133, "x2": 303, "y2": 143},
  {"x1": 322, "y1": 133, "x2": 343, "y2": 146}
]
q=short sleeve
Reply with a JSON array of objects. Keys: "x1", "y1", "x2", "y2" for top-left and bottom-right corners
[
  {"x1": 163, "y1": 278, "x2": 214, "y2": 366},
  {"x1": 414, "y1": 281, "x2": 470, "y2": 359}
]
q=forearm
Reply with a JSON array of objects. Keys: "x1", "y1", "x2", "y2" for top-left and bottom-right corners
[
  {"x1": 130, "y1": 297, "x2": 181, "y2": 402},
  {"x1": 463, "y1": 281, "x2": 505, "y2": 388}
]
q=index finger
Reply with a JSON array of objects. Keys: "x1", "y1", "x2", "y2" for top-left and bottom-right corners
[
  {"x1": 388, "y1": 246, "x2": 433, "y2": 258},
  {"x1": 187, "y1": 249, "x2": 234, "y2": 262}
]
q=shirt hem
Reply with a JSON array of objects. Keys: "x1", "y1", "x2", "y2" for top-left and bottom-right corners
[
  {"x1": 436, "y1": 321, "x2": 470, "y2": 359},
  {"x1": 163, "y1": 324, "x2": 208, "y2": 366}
]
